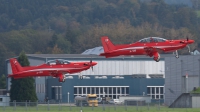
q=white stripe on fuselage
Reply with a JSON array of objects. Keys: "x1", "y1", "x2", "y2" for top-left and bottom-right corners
[
  {"x1": 111, "y1": 45, "x2": 184, "y2": 52},
  {"x1": 20, "y1": 67, "x2": 89, "y2": 73}
]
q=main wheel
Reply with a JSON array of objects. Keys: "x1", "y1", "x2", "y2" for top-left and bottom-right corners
[
  {"x1": 154, "y1": 57, "x2": 160, "y2": 62},
  {"x1": 62, "y1": 78, "x2": 65, "y2": 82},
  {"x1": 79, "y1": 75, "x2": 83, "y2": 79}
]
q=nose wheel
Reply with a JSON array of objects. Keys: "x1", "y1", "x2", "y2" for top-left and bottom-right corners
[
  {"x1": 175, "y1": 50, "x2": 179, "y2": 58},
  {"x1": 153, "y1": 52, "x2": 160, "y2": 62},
  {"x1": 79, "y1": 74, "x2": 83, "y2": 80},
  {"x1": 187, "y1": 45, "x2": 191, "y2": 53},
  {"x1": 154, "y1": 57, "x2": 160, "y2": 62},
  {"x1": 62, "y1": 78, "x2": 65, "y2": 82}
]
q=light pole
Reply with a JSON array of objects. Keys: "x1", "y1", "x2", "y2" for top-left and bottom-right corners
[
  {"x1": 184, "y1": 70, "x2": 192, "y2": 93},
  {"x1": 68, "y1": 92, "x2": 70, "y2": 104}
]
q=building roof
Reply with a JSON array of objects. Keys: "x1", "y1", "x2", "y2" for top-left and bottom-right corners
[
  {"x1": 81, "y1": 46, "x2": 104, "y2": 55},
  {"x1": 6, "y1": 46, "x2": 178, "y2": 61},
  {"x1": 25, "y1": 53, "x2": 174, "y2": 60}
]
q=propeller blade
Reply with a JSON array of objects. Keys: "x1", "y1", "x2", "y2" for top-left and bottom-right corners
[
  {"x1": 90, "y1": 59, "x2": 93, "y2": 71},
  {"x1": 187, "y1": 37, "x2": 189, "y2": 41},
  {"x1": 91, "y1": 66, "x2": 93, "y2": 71}
]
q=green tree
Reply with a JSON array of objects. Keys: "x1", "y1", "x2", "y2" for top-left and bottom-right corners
[
  {"x1": 0, "y1": 74, "x2": 6, "y2": 89},
  {"x1": 10, "y1": 51, "x2": 37, "y2": 102}
]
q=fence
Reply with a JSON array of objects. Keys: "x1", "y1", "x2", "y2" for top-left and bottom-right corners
[{"x1": 1, "y1": 100, "x2": 200, "y2": 112}]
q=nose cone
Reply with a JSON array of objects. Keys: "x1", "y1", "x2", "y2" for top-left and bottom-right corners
[
  {"x1": 188, "y1": 40, "x2": 194, "y2": 44},
  {"x1": 92, "y1": 62, "x2": 97, "y2": 66}
]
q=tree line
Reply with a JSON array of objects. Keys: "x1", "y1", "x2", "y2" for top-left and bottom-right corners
[{"x1": 0, "y1": 0, "x2": 199, "y2": 79}]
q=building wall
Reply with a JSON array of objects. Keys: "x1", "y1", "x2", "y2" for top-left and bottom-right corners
[
  {"x1": 60, "y1": 76, "x2": 164, "y2": 103},
  {"x1": 192, "y1": 96, "x2": 200, "y2": 108},
  {"x1": 165, "y1": 55, "x2": 200, "y2": 106}
]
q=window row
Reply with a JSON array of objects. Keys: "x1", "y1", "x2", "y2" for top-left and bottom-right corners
[
  {"x1": 74, "y1": 87, "x2": 129, "y2": 95},
  {"x1": 147, "y1": 86, "x2": 164, "y2": 99}
]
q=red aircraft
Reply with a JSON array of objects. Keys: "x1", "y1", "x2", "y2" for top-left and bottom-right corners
[
  {"x1": 8, "y1": 58, "x2": 97, "y2": 82},
  {"x1": 100, "y1": 36, "x2": 194, "y2": 62}
]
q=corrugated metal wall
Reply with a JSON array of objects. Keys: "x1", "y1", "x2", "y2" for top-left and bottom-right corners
[
  {"x1": 165, "y1": 55, "x2": 200, "y2": 106},
  {"x1": 70, "y1": 60, "x2": 165, "y2": 78}
]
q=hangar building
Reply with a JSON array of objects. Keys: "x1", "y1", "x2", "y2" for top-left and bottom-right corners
[{"x1": 6, "y1": 47, "x2": 166, "y2": 103}]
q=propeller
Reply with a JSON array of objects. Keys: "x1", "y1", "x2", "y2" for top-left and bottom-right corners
[
  {"x1": 180, "y1": 37, "x2": 189, "y2": 44},
  {"x1": 90, "y1": 59, "x2": 94, "y2": 72}
]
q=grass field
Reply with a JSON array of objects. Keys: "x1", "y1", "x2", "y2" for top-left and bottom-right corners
[{"x1": 1, "y1": 104, "x2": 200, "y2": 112}]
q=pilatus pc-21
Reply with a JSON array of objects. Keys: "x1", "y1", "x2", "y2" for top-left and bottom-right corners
[
  {"x1": 8, "y1": 58, "x2": 97, "y2": 82},
  {"x1": 100, "y1": 36, "x2": 194, "y2": 62}
]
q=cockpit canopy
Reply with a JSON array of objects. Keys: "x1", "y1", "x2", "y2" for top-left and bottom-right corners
[
  {"x1": 139, "y1": 37, "x2": 166, "y2": 43},
  {"x1": 46, "y1": 59, "x2": 70, "y2": 65}
]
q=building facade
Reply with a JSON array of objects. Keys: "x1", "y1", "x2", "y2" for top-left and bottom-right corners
[
  {"x1": 165, "y1": 55, "x2": 200, "y2": 106},
  {"x1": 6, "y1": 54, "x2": 165, "y2": 102}
]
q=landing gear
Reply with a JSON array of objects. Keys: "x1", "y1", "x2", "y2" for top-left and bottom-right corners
[
  {"x1": 58, "y1": 73, "x2": 65, "y2": 82},
  {"x1": 154, "y1": 57, "x2": 160, "y2": 62},
  {"x1": 62, "y1": 77, "x2": 65, "y2": 82},
  {"x1": 79, "y1": 74, "x2": 83, "y2": 80},
  {"x1": 175, "y1": 50, "x2": 179, "y2": 58},
  {"x1": 153, "y1": 52, "x2": 160, "y2": 62},
  {"x1": 187, "y1": 45, "x2": 191, "y2": 53}
]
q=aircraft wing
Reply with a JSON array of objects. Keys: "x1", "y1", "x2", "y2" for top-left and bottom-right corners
[
  {"x1": 154, "y1": 47, "x2": 166, "y2": 53},
  {"x1": 144, "y1": 47, "x2": 165, "y2": 55},
  {"x1": 48, "y1": 70, "x2": 69, "y2": 75}
]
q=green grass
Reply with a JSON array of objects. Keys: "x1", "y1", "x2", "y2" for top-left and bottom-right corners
[
  {"x1": 1, "y1": 105, "x2": 200, "y2": 112},
  {"x1": 190, "y1": 87, "x2": 200, "y2": 93}
]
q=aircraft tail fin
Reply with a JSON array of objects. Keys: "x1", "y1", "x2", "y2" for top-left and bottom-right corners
[
  {"x1": 101, "y1": 36, "x2": 115, "y2": 53},
  {"x1": 9, "y1": 58, "x2": 23, "y2": 74}
]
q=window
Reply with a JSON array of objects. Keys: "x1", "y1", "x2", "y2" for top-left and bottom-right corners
[
  {"x1": 91, "y1": 87, "x2": 95, "y2": 94},
  {"x1": 95, "y1": 88, "x2": 98, "y2": 94},
  {"x1": 156, "y1": 87, "x2": 159, "y2": 94},
  {"x1": 147, "y1": 87, "x2": 150, "y2": 94},
  {"x1": 147, "y1": 86, "x2": 164, "y2": 99},
  {"x1": 104, "y1": 87, "x2": 108, "y2": 94},
  {"x1": 117, "y1": 87, "x2": 120, "y2": 94},
  {"x1": 160, "y1": 87, "x2": 163, "y2": 94},
  {"x1": 83, "y1": 88, "x2": 86, "y2": 94},
  {"x1": 122, "y1": 87, "x2": 125, "y2": 94},
  {"x1": 100, "y1": 87, "x2": 103, "y2": 94},
  {"x1": 87, "y1": 87, "x2": 90, "y2": 94},
  {"x1": 74, "y1": 88, "x2": 77, "y2": 94},
  {"x1": 126, "y1": 87, "x2": 129, "y2": 94},
  {"x1": 113, "y1": 88, "x2": 116, "y2": 94},
  {"x1": 0, "y1": 98, "x2": 2, "y2": 102},
  {"x1": 152, "y1": 87, "x2": 155, "y2": 94},
  {"x1": 74, "y1": 86, "x2": 129, "y2": 99},
  {"x1": 109, "y1": 87, "x2": 112, "y2": 94},
  {"x1": 79, "y1": 88, "x2": 82, "y2": 94}
]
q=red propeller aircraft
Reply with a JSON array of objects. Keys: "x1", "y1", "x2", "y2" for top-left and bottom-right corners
[
  {"x1": 100, "y1": 36, "x2": 194, "y2": 62},
  {"x1": 8, "y1": 58, "x2": 97, "y2": 82}
]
